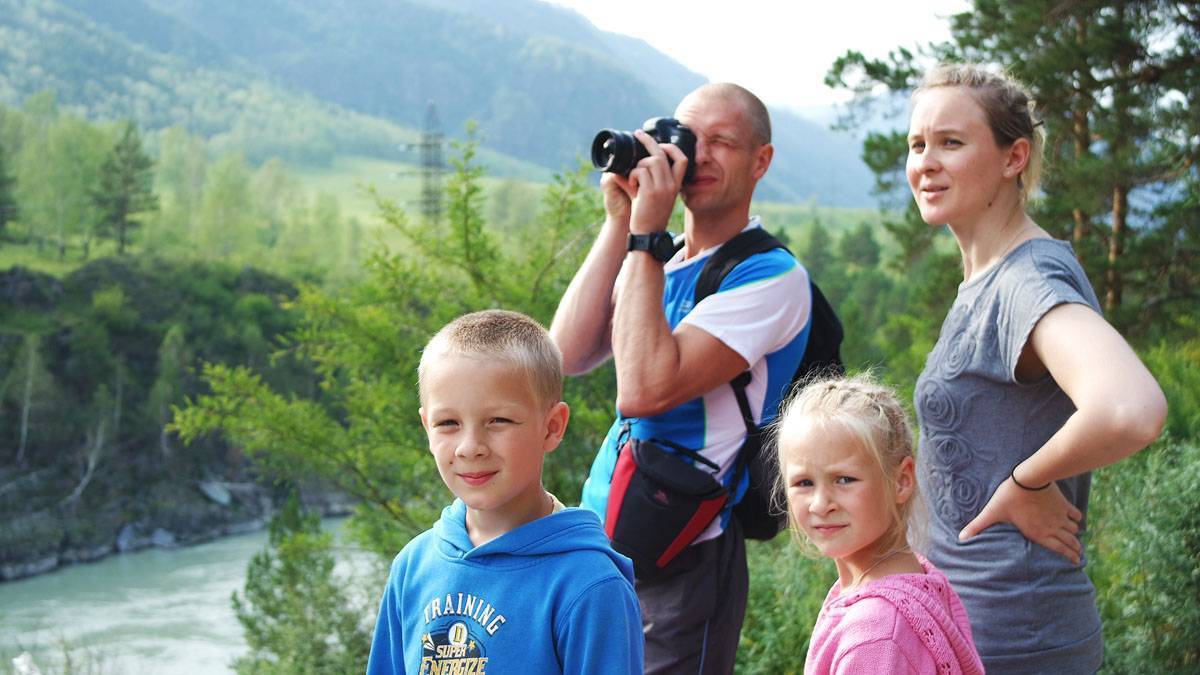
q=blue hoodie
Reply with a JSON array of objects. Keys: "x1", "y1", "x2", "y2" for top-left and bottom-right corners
[{"x1": 367, "y1": 499, "x2": 643, "y2": 674}]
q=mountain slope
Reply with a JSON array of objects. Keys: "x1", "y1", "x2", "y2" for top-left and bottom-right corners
[{"x1": 3, "y1": 0, "x2": 873, "y2": 205}]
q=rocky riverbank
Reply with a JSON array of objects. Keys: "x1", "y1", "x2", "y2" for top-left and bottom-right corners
[{"x1": 0, "y1": 475, "x2": 352, "y2": 582}]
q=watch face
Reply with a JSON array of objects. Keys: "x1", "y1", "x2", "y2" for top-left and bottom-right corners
[{"x1": 651, "y1": 234, "x2": 676, "y2": 262}]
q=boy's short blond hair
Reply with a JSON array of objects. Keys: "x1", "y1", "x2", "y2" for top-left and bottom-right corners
[{"x1": 418, "y1": 309, "x2": 563, "y2": 407}]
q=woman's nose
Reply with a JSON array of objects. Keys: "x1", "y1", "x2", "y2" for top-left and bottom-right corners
[{"x1": 915, "y1": 147, "x2": 939, "y2": 172}]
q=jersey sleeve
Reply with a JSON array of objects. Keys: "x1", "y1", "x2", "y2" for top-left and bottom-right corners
[
  {"x1": 557, "y1": 576, "x2": 644, "y2": 674},
  {"x1": 680, "y1": 249, "x2": 811, "y2": 365}
]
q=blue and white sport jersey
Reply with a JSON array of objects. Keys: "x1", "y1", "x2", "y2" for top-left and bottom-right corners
[{"x1": 580, "y1": 217, "x2": 812, "y2": 544}]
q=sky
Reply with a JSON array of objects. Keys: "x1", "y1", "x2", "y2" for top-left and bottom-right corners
[{"x1": 545, "y1": 0, "x2": 970, "y2": 113}]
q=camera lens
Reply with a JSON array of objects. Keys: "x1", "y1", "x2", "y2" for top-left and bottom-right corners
[{"x1": 591, "y1": 129, "x2": 639, "y2": 176}]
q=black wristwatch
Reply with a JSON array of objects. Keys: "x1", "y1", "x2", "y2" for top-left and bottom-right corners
[{"x1": 627, "y1": 232, "x2": 676, "y2": 263}]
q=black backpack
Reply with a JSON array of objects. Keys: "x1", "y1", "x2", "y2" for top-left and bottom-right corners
[{"x1": 690, "y1": 227, "x2": 845, "y2": 540}]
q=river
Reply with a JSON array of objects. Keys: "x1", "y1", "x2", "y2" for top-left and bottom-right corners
[{"x1": 0, "y1": 520, "x2": 380, "y2": 675}]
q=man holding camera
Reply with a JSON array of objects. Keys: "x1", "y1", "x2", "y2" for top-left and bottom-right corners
[{"x1": 550, "y1": 83, "x2": 813, "y2": 673}]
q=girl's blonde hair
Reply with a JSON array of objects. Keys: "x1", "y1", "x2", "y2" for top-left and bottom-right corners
[
  {"x1": 771, "y1": 373, "x2": 924, "y2": 558},
  {"x1": 915, "y1": 62, "x2": 1046, "y2": 203}
]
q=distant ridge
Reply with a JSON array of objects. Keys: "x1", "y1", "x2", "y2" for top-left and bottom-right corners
[{"x1": 1, "y1": 0, "x2": 874, "y2": 205}]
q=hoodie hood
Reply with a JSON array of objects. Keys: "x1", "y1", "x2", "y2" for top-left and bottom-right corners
[
  {"x1": 432, "y1": 498, "x2": 635, "y2": 582},
  {"x1": 831, "y1": 556, "x2": 984, "y2": 675}
]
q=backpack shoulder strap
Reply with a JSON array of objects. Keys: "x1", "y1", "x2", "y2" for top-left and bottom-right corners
[
  {"x1": 693, "y1": 227, "x2": 789, "y2": 305},
  {"x1": 692, "y1": 227, "x2": 791, "y2": 438}
]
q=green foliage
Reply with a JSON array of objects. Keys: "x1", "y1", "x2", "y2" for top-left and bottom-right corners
[
  {"x1": 14, "y1": 110, "x2": 108, "y2": 260},
  {"x1": 175, "y1": 129, "x2": 612, "y2": 565},
  {"x1": 1142, "y1": 338, "x2": 1200, "y2": 445},
  {"x1": 0, "y1": 137, "x2": 17, "y2": 238},
  {"x1": 0, "y1": 258, "x2": 305, "y2": 569},
  {"x1": 1089, "y1": 439, "x2": 1200, "y2": 673},
  {"x1": 91, "y1": 121, "x2": 158, "y2": 255},
  {"x1": 231, "y1": 495, "x2": 371, "y2": 675},
  {"x1": 0, "y1": 100, "x2": 366, "y2": 280},
  {"x1": 737, "y1": 540, "x2": 835, "y2": 674}
]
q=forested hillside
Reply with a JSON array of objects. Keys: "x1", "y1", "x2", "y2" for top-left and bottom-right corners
[{"x1": 0, "y1": 0, "x2": 875, "y2": 205}]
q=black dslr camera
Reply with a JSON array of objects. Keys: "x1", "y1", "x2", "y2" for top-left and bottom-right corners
[{"x1": 591, "y1": 117, "x2": 698, "y2": 182}]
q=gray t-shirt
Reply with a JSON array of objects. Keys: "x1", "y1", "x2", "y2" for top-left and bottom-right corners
[{"x1": 915, "y1": 238, "x2": 1103, "y2": 675}]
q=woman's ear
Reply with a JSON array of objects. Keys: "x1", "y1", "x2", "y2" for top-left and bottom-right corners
[
  {"x1": 1004, "y1": 137, "x2": 1031, "y2": 180},
  {"x1": 895, "y1": 455, "x2": 917, "y2": 505}
]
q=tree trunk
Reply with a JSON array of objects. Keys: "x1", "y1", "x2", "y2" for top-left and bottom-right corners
[
  {"x1": 1071, "y1": 14, "x2": 1092, "y2": 260},
  {"x1": 1106, "y1": 183, "x2": 1127, "y2": 311},
  {"x1": 62, "y1": 419, "x2": 106, "y2": 506},
  {"x1": 16, "y1": 336, "x2": 35, "y2": 467}
]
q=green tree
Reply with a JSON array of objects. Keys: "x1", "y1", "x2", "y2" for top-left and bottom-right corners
[
  {"x1": 146, "y1": 323, "x2": 190, "y2": 461},
  {"x1": 92, "y1": 120, "x2": 159, "y2": 255},
  {"x1": 175, "y1": 128, "x2": 610, "y2": 562},
  {"x1": 196, "y1": 153, "x2": 258, "y2": 260},
  {"x1": 837, "y1": 221, "x2": 881, "y2": 270},
  {"x1": 151, "y1": 125, "x2": 209, "y2": 249},
  {"x1": 15, "y1": 113, "x2": 108, "y2": 259},
  {"x1": 0, "y1": 334, "x2": 55, "y2": 467},
  {"x1": 231, "y1": 495, "x2": 371, "y2": 674},
  {"x1": 0, "y1": 138, "x2": 18, "y2": 239},
  {"x1": 800, "y1": 219, "x2": 835, "y2": 281}
]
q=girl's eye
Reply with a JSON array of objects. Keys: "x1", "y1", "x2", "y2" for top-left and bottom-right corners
[
  {"x1": 791, "y1": 478, "x2": 813, "y2": 489},
  {"x1": 835, "y1": 476, "x2": 857, "y2": 485},
  {"x1": 909, "y1": 141, "x2": 924, "y2": 152}
]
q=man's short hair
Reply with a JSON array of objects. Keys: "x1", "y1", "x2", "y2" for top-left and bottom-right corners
[
  {"x1": 418, "y1": 309, "x2": 563, "y2": 407},
  {"x1": 689, "y1": 83, "x2": 772, "y2": 146}
]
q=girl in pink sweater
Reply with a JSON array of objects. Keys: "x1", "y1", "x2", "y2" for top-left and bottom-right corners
[{"x1": 775, "y1": 375, "x2": 984, "y2": 675}]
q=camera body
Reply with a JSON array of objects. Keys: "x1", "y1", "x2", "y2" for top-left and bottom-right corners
[{"x1": 591, "y1": 117, "x2": 698, "y2": 182}]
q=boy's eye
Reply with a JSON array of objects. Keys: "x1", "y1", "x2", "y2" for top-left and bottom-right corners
[
  {"x1": 909, "y1": 140, "x2": 925, "y2": 152},
  {"x1": 433, "y1": 419, "x2": 459, "y2": 429},
  {"x1": 944, "y1": 138, "x2": 962, "y2": 147},
  {"x1": 835, "y1": 476, "x2": 858, "y2": 485},
  {"x1": 489, "y1": 417, "x2": 515, "y2": 425}
]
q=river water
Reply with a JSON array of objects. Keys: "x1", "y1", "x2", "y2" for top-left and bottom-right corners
[{"x1": 0, "y1": 521, "x2": 380, "y2": 675}]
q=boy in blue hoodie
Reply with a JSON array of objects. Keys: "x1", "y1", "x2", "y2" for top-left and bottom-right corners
[{"x1": 367, "y1": 309, "x2": 644, "y2": 674}]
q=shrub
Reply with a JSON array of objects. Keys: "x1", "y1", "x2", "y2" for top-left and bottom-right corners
[
  {"x1": 737, "y1": 539, "x2": 834, "y2": 674},
  {"x1": 1090, "y1": 438, "x2": 1200, "y2": 673}
]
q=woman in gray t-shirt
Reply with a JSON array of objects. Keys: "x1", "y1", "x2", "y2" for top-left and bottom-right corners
[{"x1": 904, "y1": 63, "x2": 1167, "y2": 674}]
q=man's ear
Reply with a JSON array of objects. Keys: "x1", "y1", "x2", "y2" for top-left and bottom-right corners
[
  {"x1": 542, "y1": 402, "x2": 570, "y2": 454},
  {"x1": 895, "y1": 455, "x2": 916, "y2": 505},
  {"x1": 752, "y1": 142, "x2": 774, "y2": 180}
]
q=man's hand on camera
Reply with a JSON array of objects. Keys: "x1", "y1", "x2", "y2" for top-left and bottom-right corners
[
  {"x1": 625, "y1": 129, "x2": 688, "y2": 235},
  {"x1": 600, "y1": 173, "x2": 633, "y2": 230}
]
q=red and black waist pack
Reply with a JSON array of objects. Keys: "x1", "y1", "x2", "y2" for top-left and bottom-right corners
[{"x1": 604, "y1": 433, "x2": 728, "y2": 579}]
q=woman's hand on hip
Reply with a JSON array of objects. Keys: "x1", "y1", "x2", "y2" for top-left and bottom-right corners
[{"x1": 958, "y1": 478, "x2": 1083, "y2": 564}]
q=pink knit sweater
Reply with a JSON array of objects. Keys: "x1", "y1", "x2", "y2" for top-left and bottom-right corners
[{"x1": 804, "y1": 556, "x2": 984, "y2": 675}]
